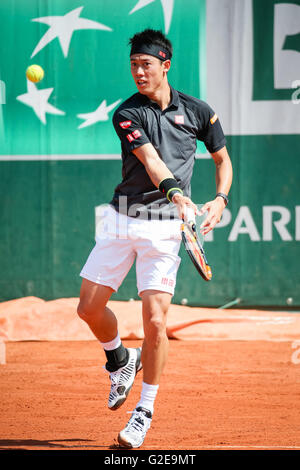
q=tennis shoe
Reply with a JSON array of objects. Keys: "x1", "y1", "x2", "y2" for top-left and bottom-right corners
[
  {"x1": 106, "y1": 347, "x2": 142, "y2": 410},
  {"x1": 118, "y1": 407, "x2": 152, "y2": 448}
]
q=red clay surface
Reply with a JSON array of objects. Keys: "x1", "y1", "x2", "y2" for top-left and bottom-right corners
[{"x1": 0, "y1": 339, "x2": 299, "y2": 451}]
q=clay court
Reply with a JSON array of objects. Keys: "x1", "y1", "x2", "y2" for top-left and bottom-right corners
[
  {"x1": 0, "y1": 297, "x2": 299, "y2": 451},
  {"x1": 1, "y1": 0, "x2": 299, "y2": 457}
]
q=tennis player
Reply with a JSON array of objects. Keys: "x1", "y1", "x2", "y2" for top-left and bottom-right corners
[{"x1": 77, "y1": 29, "x2": 232, "y2": 448}]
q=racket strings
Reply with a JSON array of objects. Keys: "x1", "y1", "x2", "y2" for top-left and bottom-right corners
[{"x1": 181, "y1": 222, "x2": 212, "y2": 281}]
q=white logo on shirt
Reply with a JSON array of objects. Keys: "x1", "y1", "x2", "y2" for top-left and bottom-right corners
[{"x1": 175, "y1": 115, "x2": 184, "y2": 124}]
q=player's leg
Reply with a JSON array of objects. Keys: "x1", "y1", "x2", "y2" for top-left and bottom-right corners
[
  {"x1": 77, "y1": 278, "x2": 142, "y2": 410},
  {"x1": 77, "y1": 225, "x2": 141, "y2": 410},
  {"x1": 77, "y1": 278, "x2": 117, "y2": 343},
  {"x1": 117, "y1": 289, "x2": 171, "y2": 448},
  {"x1": 118, "y1": 231, "x2": 181, "y2": 448},
  {"x1": 78, "y1": 232, "x2": 136, "y2": 364},
  {"x1": 140, "y1": 289, "x2": 171, "y2": 385}
]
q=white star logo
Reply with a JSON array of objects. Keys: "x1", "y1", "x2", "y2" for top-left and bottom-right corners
[
  {"x1": 31, "y1": 6, "x2": 112, "y2": 58},
  {"x1": 130, "y1": 0, "x2": 174, "y2": 33},
  {"x1": 77, "y1": 99, "x2": 122, "y2": 129},
  {"x1": 16, "y1": 80, "x2": 65, "y2": 124}
]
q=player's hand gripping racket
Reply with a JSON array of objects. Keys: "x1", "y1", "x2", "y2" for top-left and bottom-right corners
[{"x1": 181, "y1": 207, "x2": 212, "y2": 281}]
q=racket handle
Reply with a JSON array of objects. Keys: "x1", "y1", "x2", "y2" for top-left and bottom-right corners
[{"x1": 184, "y1": 206, "x2": 196, "y2": 225}]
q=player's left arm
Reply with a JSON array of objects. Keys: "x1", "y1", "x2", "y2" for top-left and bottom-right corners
[{"x1": 199, "y1": 145, "x2": 233, "y2": 235}]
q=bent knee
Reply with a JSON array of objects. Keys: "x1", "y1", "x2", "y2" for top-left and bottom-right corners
[
  {"x1": 77, "y1": 281, "x2": 113, "y2": 321},
  {"x1": 77, "y1": 301, "x2": 86, "y2": 320},
  {"x1": 77, "y1": 301, "x2": 90, "y2": 321},
  {"x1": 77, "y1": 300, "x2": 101, "y2": 322}
]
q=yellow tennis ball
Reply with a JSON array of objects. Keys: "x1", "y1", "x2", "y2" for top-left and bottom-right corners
[{"x1": 26, "y1": 64, "x2": 44, "y2": 83}]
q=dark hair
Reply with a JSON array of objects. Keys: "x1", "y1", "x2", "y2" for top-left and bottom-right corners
[{"x1": 129, "y1": 29, "x2": 173, "y2": 59}]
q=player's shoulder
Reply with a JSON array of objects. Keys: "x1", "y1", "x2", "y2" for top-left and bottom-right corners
[
  {"x1": 177, "y1": 89, "x2": 214, "y2": 117},
  {"x1": 113, "y1": 93, "x2": 146, "y2": 122}
]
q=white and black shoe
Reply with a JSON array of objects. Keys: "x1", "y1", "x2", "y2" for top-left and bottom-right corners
[
  {"x1": 118, "y1": 407, "x2": 152, "y2": 448},
  {"x1": 106, "y1": 347, "x2": 142, "y2": 411}
]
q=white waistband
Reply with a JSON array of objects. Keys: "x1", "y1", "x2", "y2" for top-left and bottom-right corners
[{"x1": 95, "y1": 204, "x2": 182, "y2": 240}]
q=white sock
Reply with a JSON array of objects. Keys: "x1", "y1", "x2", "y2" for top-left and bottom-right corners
[
  {"x1": 137, "y1": 382, "x2": 159, "y2": 415},
  {"x1": 100, "y1": 333, "x2": 121, "y2": 351}
]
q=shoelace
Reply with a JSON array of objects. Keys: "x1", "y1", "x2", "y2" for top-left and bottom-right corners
[
  {"x1": 103, "y1": 366, "x2": 120, "y2": 387},
  {"x1": 126, "y1": 410, "x2": 147, "y2": 433}
]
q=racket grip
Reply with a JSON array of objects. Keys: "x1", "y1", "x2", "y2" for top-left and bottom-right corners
[{"x1": 185, "y1": 206, "x2": 196, "y2": 225}]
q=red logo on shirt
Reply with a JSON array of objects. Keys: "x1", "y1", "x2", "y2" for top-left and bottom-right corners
[
  {"x1": 175, "y1": 115, "x2": 184, "y2": 125},
  {"x1": 132, "y1": 129, "x2": 142, "y2": 139},
  {"x1": 126, "y1": 130, "x2": 142, "y2": 142},
  {"x1": 126, "y1": 133, "x2": 134, "y2": 142},
  {"x1": 119, "y1": 120, "x2": 132, "y2": 129}
]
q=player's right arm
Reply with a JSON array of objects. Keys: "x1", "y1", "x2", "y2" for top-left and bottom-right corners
[
  {"x1": 132, "y1": 143, "x2": 173, "y2": 187},
  {"x1": 132, "y1": 143, "x2": 198, "y2": 219},
  {"x1": 113, "y1": 108, "x2": 197, "y2": 218}
]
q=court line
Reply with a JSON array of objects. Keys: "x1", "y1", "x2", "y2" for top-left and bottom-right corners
[
  {"x1": 0, "y1": 154, "x2": 122, "y2": 161},
  {"x1": 0, "y1": 153, "x2": 210, "y2": 161}
]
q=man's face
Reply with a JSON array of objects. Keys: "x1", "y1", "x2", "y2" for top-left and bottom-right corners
[{"x1": 130, "y1": 54, "x2": 170, "y2": 96}]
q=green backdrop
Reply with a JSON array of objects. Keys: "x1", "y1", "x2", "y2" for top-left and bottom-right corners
[{"x1": 0, "y1": 0, "x2": 299, "y2": 307}]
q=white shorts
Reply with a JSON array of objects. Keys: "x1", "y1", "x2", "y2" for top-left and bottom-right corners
[{"x1": 80, "y1": 205, "x2": 182, "y2": 296}]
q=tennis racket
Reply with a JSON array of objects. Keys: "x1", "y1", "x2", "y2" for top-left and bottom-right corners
[{"x1": 181, "y1": 207, "x2": 212, "y2": 281}]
